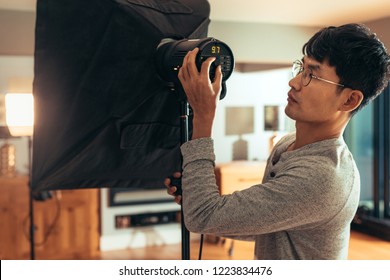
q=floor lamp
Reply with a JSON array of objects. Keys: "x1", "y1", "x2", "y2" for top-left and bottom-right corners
[{"x1": 5, "y1": 93, "x2": 35, "y2": 259}]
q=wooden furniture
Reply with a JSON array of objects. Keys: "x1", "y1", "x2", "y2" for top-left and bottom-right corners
[
  {"x1": 215, "y1": 161, "x2": 267, "y2": 195},
  {"x1": 0, "y1": 176, "x2": 100, "y2": 259},
  {"x1": 213, "y1": 161, "x2": 267, "y2": 255}
]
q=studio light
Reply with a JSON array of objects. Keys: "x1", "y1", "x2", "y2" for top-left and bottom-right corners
[{"x1": 155, "y1": 37, "x2": 234, "y2": 99}]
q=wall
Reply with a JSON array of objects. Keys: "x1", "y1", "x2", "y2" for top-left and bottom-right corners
[
  {"x1": 0, "y1": 10, "x2": 35, "y2": 55},
  {"x1": 209, "y1": 21, "x2": 321, "y2": 64},
  {"x1": 212, "y1": 68, "x2": 293, "y2": 163},
  {"x1": 209, "y1": 18, "x2": 390, "y2": 64},
  {"x1": 1, "y1": 10, "x2": 390, "y2": 57},
  {"x1": 365, "y1": 18, "x2": 390, "y2": 47}
]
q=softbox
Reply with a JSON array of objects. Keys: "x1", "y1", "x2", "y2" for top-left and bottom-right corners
[{"x1": 32, "y1": 0, "x2": 210, "y2": 195}]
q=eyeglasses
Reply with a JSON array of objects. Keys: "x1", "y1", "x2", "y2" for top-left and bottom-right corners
[{"x1": 292, "y1": 60, "x2": 345, "y2": 88}]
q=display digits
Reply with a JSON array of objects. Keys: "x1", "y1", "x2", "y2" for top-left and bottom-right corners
[{"x1": 211, "y1": 45, "x2": 220, "y2": 54}]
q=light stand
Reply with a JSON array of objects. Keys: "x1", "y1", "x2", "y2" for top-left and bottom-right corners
[
  {"x1": 27, "y1": 136, "x2": 35, "y2": 260},
  {"x1": 179, "y1": 100, "x2": 190, "y2": 260},
  {"x1": 177, "y1": 99, "x2": 205, "y2": 260}
]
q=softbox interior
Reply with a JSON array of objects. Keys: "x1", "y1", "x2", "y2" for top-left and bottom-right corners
[{"x1": 32, "y1": 0, "x2": 210, "y2": 195}]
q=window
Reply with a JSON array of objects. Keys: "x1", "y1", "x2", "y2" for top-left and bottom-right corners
[{"x1": 344, "y1": 83, "x2": 390, "y2": 240}]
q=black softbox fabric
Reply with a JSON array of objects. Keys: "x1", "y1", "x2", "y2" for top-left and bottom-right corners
[{"x1": 32, "y1": 0, "x2": 210, "y2": 195}]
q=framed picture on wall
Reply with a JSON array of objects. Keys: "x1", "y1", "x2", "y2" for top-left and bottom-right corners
[
  {"x1": 225, "y1": 106, "x2": 255, "y2": 136},
  {"x1": 264, "y1": 105, "x2": 279, "y2": 131}
]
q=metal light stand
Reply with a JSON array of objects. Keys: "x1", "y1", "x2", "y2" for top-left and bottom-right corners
[
  {"x1": 27, "y1": 136, "x2": 35, "y2": 260},
  {"x1": 179, "y1": 100, "x2": 190, "y2": 260}
]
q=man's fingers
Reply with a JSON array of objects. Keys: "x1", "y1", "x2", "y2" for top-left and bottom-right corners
[
  {"x1": 213, "y1": 64, "x2": 222, "y2": 85},
  {"x1": 167, "y1": 186, "x2": 177, "y2": 195},
  {"x1": 179, "y1": 48, "x2": 200, "y2": 81},
  {"x1": 200, "y1": 56, "x2": 216, "y2": 80},
  {"x1": 187, "y1": 48, "x2": 199, "y2": 76},
  {"x1": 174, "y1": 195, "x2": 182, "y2": 205}
]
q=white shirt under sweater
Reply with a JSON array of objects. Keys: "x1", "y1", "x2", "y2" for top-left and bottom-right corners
[{"x1": 180, "y1": 133, "x2": 360, "y2": 259}]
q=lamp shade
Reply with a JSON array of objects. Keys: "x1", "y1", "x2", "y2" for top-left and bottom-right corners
[
  {"x1": 0, "y1": 126, "x2": 12, "y2": 139},
  {"x1": 5, "y1": 93, "x2": 34, "y2": 137}
]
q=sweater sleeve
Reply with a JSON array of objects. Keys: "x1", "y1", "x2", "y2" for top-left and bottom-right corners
[{"x1": 180, "y1": 137, "x2": 353, "y2": 237}]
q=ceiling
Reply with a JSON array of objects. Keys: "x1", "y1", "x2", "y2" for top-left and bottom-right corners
[
  {"x1": 1, "y1": 0, "x2": 390, "y2": 26},
  {"x1": 209, "y1": 0, "x2": 390, "y2": 26}
]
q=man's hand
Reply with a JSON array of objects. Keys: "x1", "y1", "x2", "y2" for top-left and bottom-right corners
[
  {"x1": 164, "y1": 172, "x2": 182, "y2": 205},
  {"x1": 178, "y1": 48, "x2": 222, "y2": 139}
]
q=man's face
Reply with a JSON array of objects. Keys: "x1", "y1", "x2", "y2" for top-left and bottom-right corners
[{"x1": 285, "y1": 56, "x2": 347, "y2": 125}]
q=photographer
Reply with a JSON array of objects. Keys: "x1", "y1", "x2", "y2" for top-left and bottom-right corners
[{"x1": 165, "y1": 23, "x2": 390, "y2": 259}]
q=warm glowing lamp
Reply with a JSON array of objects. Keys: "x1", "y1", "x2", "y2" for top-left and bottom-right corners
[{"x1": 5, "y1": 93, "x2": 34, "y2": 137}]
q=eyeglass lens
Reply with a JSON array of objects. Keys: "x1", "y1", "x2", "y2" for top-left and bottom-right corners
[
  {"x1": 292, "y1": 61, "x2": 311, "y2": 86},
  {"x1": 292, "y1": 61, "x2": 302, "y2": 77}
]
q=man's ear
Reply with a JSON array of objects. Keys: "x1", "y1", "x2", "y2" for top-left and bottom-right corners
[{"x1": 340, "y1": 90, "x2": 364, "y2": 112}]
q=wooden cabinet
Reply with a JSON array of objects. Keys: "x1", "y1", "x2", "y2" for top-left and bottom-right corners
[
  {"x1": 211, "y1": 161, "x2": 266, "y2": 255},
  {"x1": 0, "y1": 176, "x2": 30, "y2": 259},
  {"x1": 215, "y1": 161, "x2": 267, "y2": 195},
  {"x1": 0, "y1": 176, "x2": 100, "y2": 259}
]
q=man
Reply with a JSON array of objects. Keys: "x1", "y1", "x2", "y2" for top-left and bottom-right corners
[{"x1": 165, "y1": 23, "x2": 390, "y2": 259}]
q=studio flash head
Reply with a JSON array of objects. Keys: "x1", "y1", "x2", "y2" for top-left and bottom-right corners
[{"x1": 155, "y1": 37, "x2": 234, "y2": 100}]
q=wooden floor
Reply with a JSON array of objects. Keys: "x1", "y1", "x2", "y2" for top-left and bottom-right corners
[{"x1": 98, "y1": 230, "x2": 390, "y2": 260}]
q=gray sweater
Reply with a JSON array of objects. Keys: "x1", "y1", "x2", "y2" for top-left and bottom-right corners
[{"x1": 180, "y1": 133, "x2": 360, "y2": 259}]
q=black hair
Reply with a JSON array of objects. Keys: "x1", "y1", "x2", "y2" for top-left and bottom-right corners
[{"x1": 303, "y1": 23, "x2": 390, "y2": 115}]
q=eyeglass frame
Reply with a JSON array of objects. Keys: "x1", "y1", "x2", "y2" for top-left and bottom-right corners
[{"x1": 292, "y1": 60, "x2": 346, "y2": 88}]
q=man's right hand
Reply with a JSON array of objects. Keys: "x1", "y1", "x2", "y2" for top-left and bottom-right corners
[{"x1": 164, "y1": 172, "x2": 182, "y2": 205}]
